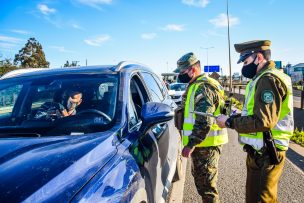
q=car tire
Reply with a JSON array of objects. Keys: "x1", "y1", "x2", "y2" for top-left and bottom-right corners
[{"x1": 173, "y1": 132, "x2": 183, "y2": 182}]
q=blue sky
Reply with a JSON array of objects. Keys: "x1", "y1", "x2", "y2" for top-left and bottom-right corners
[{"x1": 0, "y1": 0, "x2": 303, "y2": 74}]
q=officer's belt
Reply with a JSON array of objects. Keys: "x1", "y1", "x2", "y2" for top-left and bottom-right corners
[{"x1": 243, "y1": 144, "x2": 283, "y2": 157}]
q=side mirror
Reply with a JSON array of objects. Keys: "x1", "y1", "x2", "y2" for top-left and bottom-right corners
[{"x1": 140, "y1": 102, "x2": 173, "y2": 133}]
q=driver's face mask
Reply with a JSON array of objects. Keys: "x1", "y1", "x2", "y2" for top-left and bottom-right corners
[{"x1": 67, "y1": 98, "x2": 79, "y2": 110}]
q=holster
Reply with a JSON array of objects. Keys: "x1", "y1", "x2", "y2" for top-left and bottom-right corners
[
  {"x1": 263, "y1": 131, "x2": 280, "y2": 165},
  {"x1": 174, "y1": 106, "x2": 184, "y2": 130}
]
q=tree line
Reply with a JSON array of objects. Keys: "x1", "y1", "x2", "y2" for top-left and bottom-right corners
[{"x1": 0, "y1": 37, "x2": 78, "y2": 76}]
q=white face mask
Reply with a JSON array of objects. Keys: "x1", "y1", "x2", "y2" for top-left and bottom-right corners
[{"x1": 67, "y1": 98, "x2": 78, "y2": 110}]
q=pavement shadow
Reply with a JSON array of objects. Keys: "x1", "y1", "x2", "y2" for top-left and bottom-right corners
[{"x1": 286, "y1": 147, "x2": 304, "y2": 171}]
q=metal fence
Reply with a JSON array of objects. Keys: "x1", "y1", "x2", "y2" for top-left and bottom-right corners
[{"x1": 223, "y1": 83, "x2": 304, "y2": 109}]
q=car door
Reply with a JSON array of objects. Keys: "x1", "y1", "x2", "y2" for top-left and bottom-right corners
[
  {"x1": 139, "y1": 72, "x2": 178, "y2": 201},
  {"x1": 128, "y1": 73, "x2": 167, "y2": 203}
]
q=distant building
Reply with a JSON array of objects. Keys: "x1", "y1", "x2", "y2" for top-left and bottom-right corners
[{"x1": 290, "y1": 63, "x2": 304, "y2": 83}]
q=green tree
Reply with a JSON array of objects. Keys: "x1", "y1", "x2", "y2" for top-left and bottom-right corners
[
  {"x1": 14, "y1": 37, "x2": 49, "y2": 68},
  {"x1": 0, "y1": 58, "x2": 18, "y2": 76},
  {"x1": 63, "y1": 60, "x2": 79, "y2": 67},
  {"x1": 63, "y1": 60, "x2": 70, "y2": 67}
]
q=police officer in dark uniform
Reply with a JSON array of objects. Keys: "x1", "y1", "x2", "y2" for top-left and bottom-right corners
[
  {"x1": 175, "y1": 52, "x2": 228, "y2": 203},
  {"x1": 216, "y1": 40, "x2": 294, "y2": 203}
]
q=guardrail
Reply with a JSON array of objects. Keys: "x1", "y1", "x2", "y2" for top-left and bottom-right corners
[{"x1": 222, "y1": 83, "x2": 304, "y2": 109}]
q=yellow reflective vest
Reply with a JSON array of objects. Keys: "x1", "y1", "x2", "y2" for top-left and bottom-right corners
[
  {"x1": 182, "y1": 75, "x2": 228, "y2": 147},
  {"x1": 239, "y1": 68, "x2": 294, "y2": 151}
]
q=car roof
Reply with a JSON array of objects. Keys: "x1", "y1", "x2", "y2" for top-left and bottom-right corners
[{"x1": 0, "y1": 61, "x2": 153, "y2": 80}]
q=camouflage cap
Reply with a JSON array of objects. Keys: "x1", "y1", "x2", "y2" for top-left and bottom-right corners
[
  {"x1": 234, "y1": 40, "x2": 271, "y2": 63},
  {"x1": 174, "y1": 52, "x2": 199, "y2": 73}
]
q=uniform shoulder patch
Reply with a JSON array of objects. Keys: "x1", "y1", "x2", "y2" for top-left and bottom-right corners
[{"x1": 261, "y1": 90, "x2": 274, "y2": 104}]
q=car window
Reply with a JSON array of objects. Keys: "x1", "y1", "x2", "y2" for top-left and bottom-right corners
[
  {"x1": 129, "y1": 75, "x2": 149, "y2": 130},
  {"x1": 169, "y1": 83, "x2": 187, "y2": 91},
  {"x1": 0, "y1": 84, "x2": 23, "y2": 117},
  {"x1": 152, "y1": 74, "x2": 169, "y2": 98},
  {"x1": 0, "y1": 75, "x2": 118, "y2": 136},
  {"x1": 141, "y1": 72, "x2": 164, "y2": 102},
  {"x1": 128, "y1": 92, "x2": 139, "y2": 129}
]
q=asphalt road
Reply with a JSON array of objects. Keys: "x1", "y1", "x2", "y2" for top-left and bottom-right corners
[{"x1": 183, "y1": 129, "x2": 304, "y2": 203}]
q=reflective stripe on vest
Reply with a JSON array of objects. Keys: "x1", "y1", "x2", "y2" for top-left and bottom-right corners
[
  {"x1": 182, "y1": 76, "x2": 228, "y2": 147},
  {"x1": 239, "y1": 68, "x2": 294, "y2": 151}
]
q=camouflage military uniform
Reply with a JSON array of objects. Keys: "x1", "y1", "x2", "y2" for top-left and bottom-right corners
[{"x1": 183, "y1": 79, "x2": 223, "y2": 203}]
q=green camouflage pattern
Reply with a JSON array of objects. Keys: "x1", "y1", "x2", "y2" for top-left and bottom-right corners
[
  {"x1": 174, "y1": 52, "x2": 199, "y2": 73},
  {"x1": 191, "y1": 145, "x2": 222, "y2": 203}
]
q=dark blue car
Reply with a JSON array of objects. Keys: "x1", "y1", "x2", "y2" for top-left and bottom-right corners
[{"x1": 0, "y1": 62, "x2": 182, "y2": 203}]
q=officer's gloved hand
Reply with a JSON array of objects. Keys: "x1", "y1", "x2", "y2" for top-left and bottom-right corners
[{"x1": 182, "y1": 146, "x2": 195, "y2": 158}]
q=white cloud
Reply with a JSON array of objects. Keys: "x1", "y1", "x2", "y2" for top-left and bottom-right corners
[
  {"x1": 10, "y1": 29, "x2": 31, "y2": 35},
  {"x1": 84, "y1": 35, "x2": 111, "y2": 46},
  {"x1": 76, "y1": 0, "x2": 112, "y2": 9},
  {"x1": 37, "y1": 4, "x2": 56, "y2": 15},
  {"x1": 162, "y1": 24, "x2": 185, "y2": 32},
  {"x1": 0, "y1": 42, "x2": 17, "y2": 49},
  {"x1": 209, "y1": 13, "x2": 240, "y2": 28},
  {"x1": 182, "y1": 0, "x2": 210, "y2": 8},
  {"x1": 141, "y1": 33, "x2": 157, "y2": 40},
  {"x1": 0, "y1": 35, "x2": 23, "y2": 50},
  {"x1": 50, "y1": 46, "x2": 75, "y2": 53},
  {"x1": 68, "y1": 22, "x2": 84, "y2": 30},
  {"x1": 0, "y1": 35, "x2": 23, "y2": 44}
]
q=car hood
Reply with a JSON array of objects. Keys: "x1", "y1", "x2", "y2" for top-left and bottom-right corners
[{"x1": 0, "y1": 131, "x2": 119, "y2": 202}]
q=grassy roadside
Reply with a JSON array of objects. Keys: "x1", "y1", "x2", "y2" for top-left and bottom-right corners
[{"x1": 291, "y1": 128, "x2": 304, "y2": 147}]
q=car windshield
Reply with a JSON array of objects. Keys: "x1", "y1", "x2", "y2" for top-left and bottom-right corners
[
  {"x1": 169, "y1": 83, "x2": 187, "y2": 91},
  {"x1": 0, "y1": 74, "x2": 118, "y2": 137}
]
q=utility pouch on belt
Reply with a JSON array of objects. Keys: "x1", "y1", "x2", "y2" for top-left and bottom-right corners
[
  {"x1": 263, "y1": 131, "x2": 280, "y2": 165},
  {"x1": 174, "y1": 106, "x2": 184, "y2": 130}
]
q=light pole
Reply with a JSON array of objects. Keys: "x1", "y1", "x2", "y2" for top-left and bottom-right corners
[
  {"x1": 200, "y1": 46, "x2": 214, "y2": 73},
  {"x1": 227, "y1": 0, "x2": 232, "y2": 92}
]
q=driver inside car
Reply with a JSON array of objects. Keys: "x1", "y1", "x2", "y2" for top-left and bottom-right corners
[{"x1": 34, "y1": 90, "x2": 83, "y2": 120}]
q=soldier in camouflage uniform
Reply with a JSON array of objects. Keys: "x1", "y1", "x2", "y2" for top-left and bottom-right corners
[{"x1": 175, "y1": 52, "x2": 228, "y2": 203}]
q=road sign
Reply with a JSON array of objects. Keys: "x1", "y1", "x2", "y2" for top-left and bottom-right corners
[{"x1": 204, "y1": 65, "x2": 220, "y2": 72}]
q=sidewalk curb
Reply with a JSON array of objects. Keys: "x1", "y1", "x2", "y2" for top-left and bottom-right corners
[
  {"x1": 169, "y1": 158, "x2": 188, "y2": 203},
  {"x1": 287, "y1": 142, "x2": 304, "y2": 175}
]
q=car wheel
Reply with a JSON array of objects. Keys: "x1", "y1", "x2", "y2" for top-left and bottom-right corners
[{"x1": 173, "y1": 131, "x2": 183, "y2": 182}]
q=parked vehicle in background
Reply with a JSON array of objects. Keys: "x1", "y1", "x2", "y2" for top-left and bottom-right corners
[
  {"x1": 232, "y1": 72, "x2": 241, "y2": 81},
  {"x1": 0, "y1": 62, "x2": 182, "y2": 203},
  {"x1": 168, "y1": 83, "x2": 188, "y2": 105},
  {"x1": 161, "y1": 73, "x2": 179, "y2": 84}
]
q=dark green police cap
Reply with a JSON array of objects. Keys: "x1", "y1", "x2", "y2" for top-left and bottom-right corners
[
  {"x1": 234, "y1": 40, "x2": 271, "y2": 63},
  {"x1": 174, "y1": 52, "x2": 199, "y2": 73}
]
